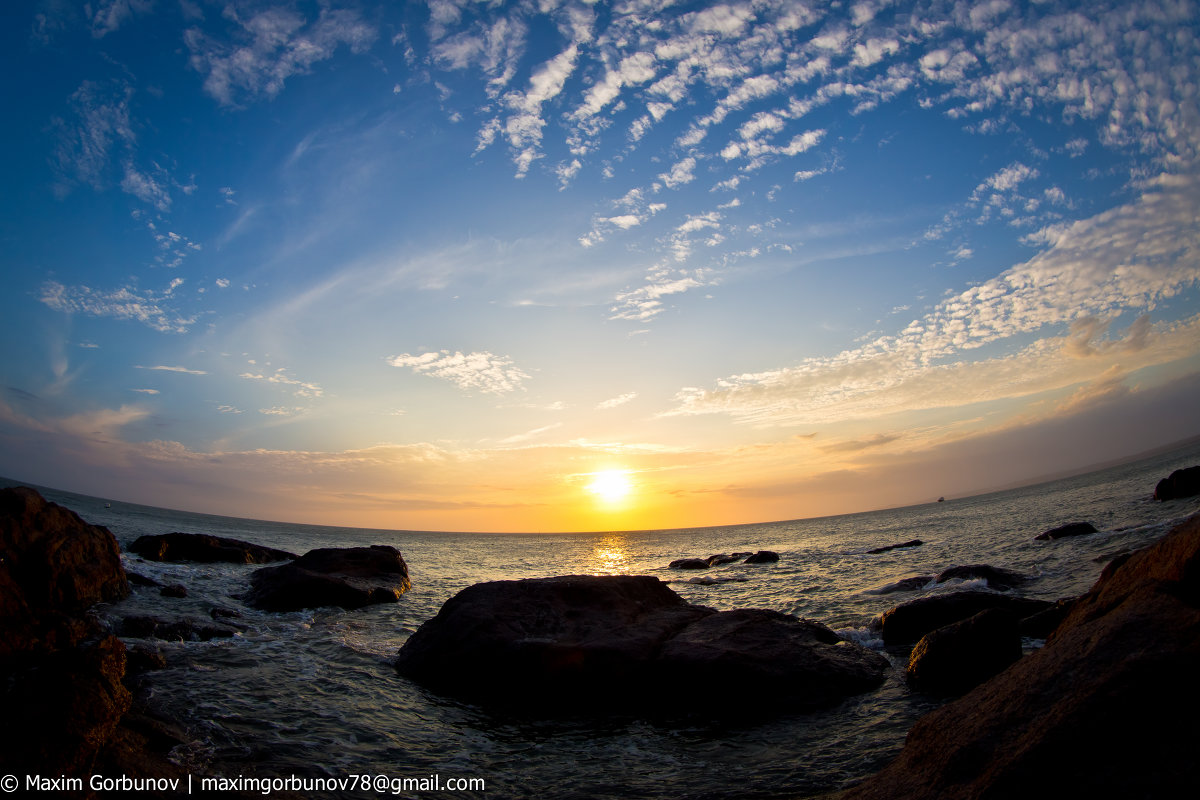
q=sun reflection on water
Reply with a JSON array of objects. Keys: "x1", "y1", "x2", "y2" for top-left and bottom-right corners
[{"x1": 589, "y1": 535, "x2": 631, "y2": 575}]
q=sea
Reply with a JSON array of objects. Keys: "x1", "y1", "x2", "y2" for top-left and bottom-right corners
[{"x1": 6, "y1": 439, "x2": 1200, "y2": 799}]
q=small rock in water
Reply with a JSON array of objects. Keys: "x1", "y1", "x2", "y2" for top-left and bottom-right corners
[
  {"x1": 131, "y1": 531, "x2": 296, "y2": 564},
  {"x1": 934, "y1": 564, "x2": 1025, "y2": 590},
  {"x1": 1034, "y1": 521, "x2": 1098, "y2": 541},
  {"x1": 1154, "y1": 465, "x2": 1200, "y2": 501},
  {"x1": 668, "y1": 557, "x2": 711, "y2": 570},
  {"x1": 866, "y1": 539, "x2": 924, "y2": 554},
  {"x1": 159, "y1": 584, "x2": 187, "y2": 598},
  {"x1": 744, "y1": 550, "x2": 779, "y2": 564},
  {"x1": 866, "y1": 575, "x2": 934, "y2": 595},
  {"x1": 877, "y1": 591, "x2": 1052, "y2": 646},
  {"x1": 245, "y1": 545, "x2": 411, "y2": 611}
]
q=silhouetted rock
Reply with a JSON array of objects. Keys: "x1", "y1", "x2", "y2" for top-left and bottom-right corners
[
  {"x1": 246, "y1": 545, "x2": 411, "y2": 611},
  {"x1": 876, "y1": 591, "x2": 1052, "y2": 646},
  {"x1": 159, "y1": 583, "x2": 187, "y2": 598},
  {"x1": 669, "y1": 557, "x2": 711, "y2": 569},
  {"x1": 934, "y1": 564, "x2": 1025, "y2": 590},
  {"x1": 395, "y1": 574, "x2": 887, "y2": 714},
  {"x1": 1154, "y1": 465, "x2": 1200, "y2": 501},
  {"x1": 117, "y1": 614, "x2": 240, "y2": 642},
  {"x1": 705, "y1": 553, "x2": 740, "y2": 566},
  {"x1": 1034, "y1": 521, "x2": 1098, "y2": 540},
  {"x1": 906, "y1": 608, "x2": 1021, "y2": 695},
  {"x1": 743, "y1": 550, "x2": 779, "y2": 564},
  {"x1": 0, "y1": 487, "x2": 133, "y2": 777},
  {"x1": 840, "y1": 512, "x2": 1200, "y2": 800},
  {"x1": 867, "y1": 539, "x2": 924, "y2": 554},
  {"x1": 131, "y1": 531, "x2": 296, "y2": 564},
  {"x1": 866, "y1": 576, "x2": 934, "y2": 595}
]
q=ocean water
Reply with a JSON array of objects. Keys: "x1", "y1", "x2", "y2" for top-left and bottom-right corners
[{"x1": 7, "y1": 440, "x2": 1200, "y2": 799}]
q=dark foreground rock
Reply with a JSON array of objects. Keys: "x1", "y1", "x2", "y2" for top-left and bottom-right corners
[
  {"x1": 395, "y1": 574, "x2": 887, "y2": 714},
  {"x1": 246, "y1": 545, "x2": 411, "y2": 611},
  {"x1": 866, "y1": 539, "x2": 923, "y2": 554},
  {"x1": 876, "y1": 590, "x2": 1051, "y2": 646},
  {"x1": 905, "y1": 608, "x2": 1021, "y2": 695},
  {"x1": 840, "y1": 512, "x2": 1200, "y2": 799},
  {"x1": 1154, "y1": 465, "x2": 1200, "y2": 501},
  {"x1": 1034, "y1": 521, "x2": 1098, "y2": 540},
  {"x1": 131, "y1": 531, "x2": 296, "y2": 564},
  {"x1": 0, "y1": 487, "x2": 132, "y2": 776},
  {"x1": 933, "y1": 564, "x2": 1025, "y2": 590}
]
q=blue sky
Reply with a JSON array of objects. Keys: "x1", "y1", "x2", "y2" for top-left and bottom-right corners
[{"x1": 2, "y1": 0, "x2": 1199, "y2": 531}]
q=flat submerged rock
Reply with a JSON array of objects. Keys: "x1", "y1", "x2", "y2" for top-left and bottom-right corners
[{"x1": 395, "y1": 574, "x2": 887, "y2": 715}]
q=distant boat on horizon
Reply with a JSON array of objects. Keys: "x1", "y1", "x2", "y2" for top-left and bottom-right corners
[{"x1": 937, "y1": 496, "x2": 945, "y2": 502}]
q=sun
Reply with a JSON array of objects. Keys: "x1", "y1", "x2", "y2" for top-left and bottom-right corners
[{"x1": 586, "y1": 469, "x2": 634, "y2": 504}]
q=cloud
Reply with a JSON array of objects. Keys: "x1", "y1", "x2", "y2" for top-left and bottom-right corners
[
  {"x1": 51, "y1": 80, "x2": 135, "y2": 193},
  {"x1": 658, "y1": 156, "x2": 697, "y2": 189},
  {"x1": 40, "y1": 279, "x2": 196, "y2": 333},
  {"x1": 88, "y1": 0, "x2": 154, "y2": 37},
  {"x1": 498, "y1": 423, "x2": 562, "y2": 445},
  {"x1": 239, "y1": 368, "x2": 323, "y2": 399},
  {"x1": 597, "y1": 392, "x2": 638, "y2": 410},
  {"x1": 387, "y1": 350, "x2": 530, "y2": 395},
  {"x1": 665, "y1": 175, "x2": 1200, "y2": 426},
  {"x1": 135, "y1": 365, "x2": 207, "y2": 375},
  {"x1": 130, "y1": 388, "x2": 160, "y2": 395},
  {"x1": 185, "y1": 6, "x2": 376, "y2": 106}
]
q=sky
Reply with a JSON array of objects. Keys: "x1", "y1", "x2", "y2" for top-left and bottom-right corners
[{"x1": 2, "y1": 0, "x2": 1199, "y2": 533}]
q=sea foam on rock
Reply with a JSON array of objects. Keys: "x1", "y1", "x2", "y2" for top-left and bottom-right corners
[
  {"x1": 395, "y1": 574, "x2": 887, "y2": 715},
  {"x1": 839, "y1": 511, "x2": 1200, "y2": 799}
]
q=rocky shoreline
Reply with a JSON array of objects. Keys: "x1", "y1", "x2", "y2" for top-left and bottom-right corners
[{"x1": 2, "y1": 465, "x2": 1198, "y2": 796}]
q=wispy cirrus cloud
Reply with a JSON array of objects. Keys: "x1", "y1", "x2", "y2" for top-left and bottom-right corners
[
  {"x1": 597, "y1": 392, "x2": 638, "y2": 410},
  {"x1": 136, "y1": 365, "x2": 207, "y2": 375},
  {"x1": 239, "y1": 367, "x2": 324, "y2": 399},
  {"x1": 387, "y1": 350, "x2": 530, "y2": 395}
]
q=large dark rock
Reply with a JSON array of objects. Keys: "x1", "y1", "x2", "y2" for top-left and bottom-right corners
[
  {"x1": 905, "y1": 608, "x2": 1021, "y2": 695},
  {"x1": 245, "y1": 545, "x2": 411, "y2": 611},
  {"x1": 839, "y1": 512, "x2": 1200, "y2": 799},
  {"x1": 0, "y1": 487, "x2": 133, "y2": 777},
  {"x1": 866, "y1": 539, "x2": 923, "y2": 554},
  {"x1": 395, "y1": 574, "x2": 887, "y2": 714},
  {"x1": 1034, "y1": 521, "x2": 1098, "y2": 540},
  {"x1": 933, "y1": 564, "x2": 1025, "y2": 590},
  {"x1": 876, "y1": 590, "x2": 1051, "y2": 646},
  {"x1": 1154, "y1": 465, "x2": 1200, "y2": 501},
  {"x1": 668, "y1": 557, "x2": 711, "y2": 569},
  {"x1": 743, "y1": 550, "x2": 779, "y2": 564},
  {"x1": 130, "y1": 531, "x2": 296, "y2": 564}
]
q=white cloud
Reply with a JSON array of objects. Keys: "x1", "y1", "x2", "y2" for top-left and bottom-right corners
[
  {"x1": 131, "y1": 388, "x2": 160, "y2": 395},
  {"x1": 239, "y1": 368, "x2": 323, "y2": 399},
  {"x1": 387, "y1": 350, "x2": 530, "y2": 395},
  {"x1": 40, "y1": 280, "x2": 196, "y2": 333},
  {"x1": 185, "y1": 6, "x2": 376, "y2": 106},
  {"x1": 597, "y1": 392, "x2": 638, "y2": 410},
  {"x1": 135, "y1": 365, "x2": 207, "y2": 375},
  {"x1": 659, "y1": 156, "x2": 697, "y2": 188}
]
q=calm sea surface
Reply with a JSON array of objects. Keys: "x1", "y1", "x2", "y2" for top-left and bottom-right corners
[{"x1": 7, "y1": 441, "x2": 1200, "y2": 798}]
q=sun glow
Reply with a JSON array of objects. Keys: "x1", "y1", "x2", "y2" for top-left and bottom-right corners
[{"x1": 586, "y1": 469, "x2": 634, "y2": 504}]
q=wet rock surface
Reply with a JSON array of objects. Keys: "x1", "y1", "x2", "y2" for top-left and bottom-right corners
[
  {"x1": 1034, "y1": 521, "x2": 1099, "y2": 540},
  {"x1": 876, "y1": 590, "x2": 1051, "y2": 646},
  {"x1": 246, "y1": 545, "x2": 411, "y2": 611},
  {"x1": 395, "y1": 574, "x2": 887, "y2": 714},
  {"x1": 905, "y1": 608, "x2": 1021, "y2": 695},
  {"x1": 840, "y1": 512, "x2": 1200, "y2": 799}
]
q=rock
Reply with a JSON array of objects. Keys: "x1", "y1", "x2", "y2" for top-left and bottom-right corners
[
  {"x1": 656, "y1": 608, "x2": 889, "y2": 708},
  {"x1": 209, "y1": 606, "x2": 242, "y2": 622},
  {"x1": 159, "y1": 583, "x2": 187, "y2": 598},
  {"x1": 124, "y1": 643, "x2": 168, "y2": 679},
  {"x1": 1034, "y1": 521, "x2": 1098, "y2": 540},
  {"x1": 245, "y1": 545, "x2": 411, "y2": 611},
  {"x1": 117, "y1": 614, "x2": 240, "y2": 642},
  {"x1": 865, "y1": 575, "x2": 933, "y2": 595},
  {"x1": 1018, "y1": 597, "x2": 1078, "y2": 639},
  {"x1": 866, "y1": 539, "x2": 924, "y2": 554},
  {"x1": 0, "y1": 487, "x2": 133, "y2": 777},
  {"x1": 743, "y1": 550, "x2": 779, "y2": 564},
  {"x1": 130, "y1": 531, "x2": 296, "y2": 564},
  {"x1": 668, "y1": 557, "x2": 710, "y2": 569},
  {"x1": 905, "y1": 608, "x2": 1021, "y2": 695},
  {"x1": 395, "y1": 574, "x2": 887, "y2": 714},
  {"x1": 839, "y1": 512, "x2": 1200, "y2": 800},
  {"x1": 126, "y1": 572, "x2": 161, "y2": 588},
  {"x1": 1154, "y1": 465, "x2": 1200, "y2": 501},
  {"x1": 876, "y1": 591, "x2": 1052, "y2": 646},
  {"x1": 933, "y1": 564, "x2": 1025, "y2": 590},
  {"x1": 705, "y1": 553, "x2": 740, "y2": 566}
]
